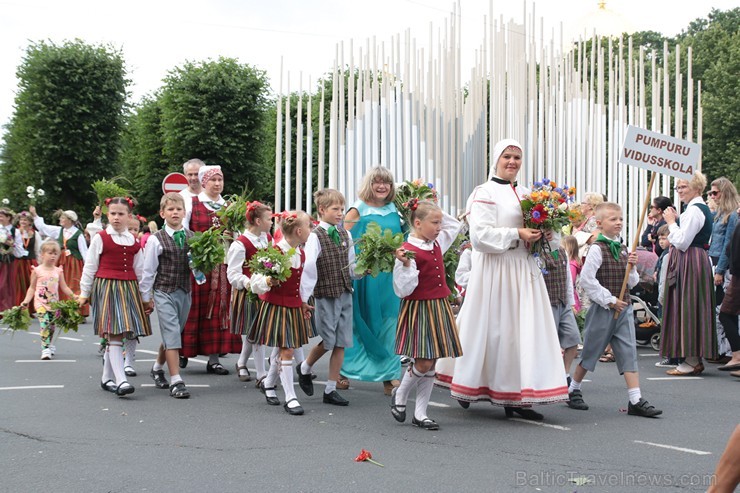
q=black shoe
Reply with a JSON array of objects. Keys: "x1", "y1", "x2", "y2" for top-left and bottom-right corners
[
  {"x1": 206, "y1": 362, "x2": 229, "y2": 375},
  {"x1": 179, "y1": 356, "x2": 188, "y2": 369},
  {"x1": 295, "y1": 364, "x2": 314, "y2": 396},
  {"x1": 115, "y1": 382, "x2": 135, "y2": 397},
  {"x1": 412, "y1": 416, "x2": 440, "y2": 430},
  {"x1": 263, "y1": 387, "x2": 280, "y2": 406},
  {"x1": 567, "y1": 376, "x2": 572, "y2": 387},
  {"x1": 100, "y1": 380, "x2": 117, "y2": 393},
  {"x1": 150, "y1": 368, "x2": 170, "y2": 389},
  {"x1": 124, "y1": 366, "x2": 137, "y2": 377},
  {"x1": 169, "y1": 382, "x2": 190, "y2": 399},
  {"x1": 567, "y1": 390, "x2": 589, "y2": 410},
  {"x1": 457, "y1": 399, "x2": 470, "y2": 409},
  {"x1": 504, "y1": 406, "x2": 544, "y2": 421},
  {"x1": 390, "y1": 387, "x2": 406, "y2": 422},
  {"x1": 284, "y1": 398, "x2": 304, "y2": 415},
  {"x1": 323, "y1": 390, "x2": 349, "y2": 406},
  {"x1": 627, "y1": 398, "x2": 662, "y2": 418}
]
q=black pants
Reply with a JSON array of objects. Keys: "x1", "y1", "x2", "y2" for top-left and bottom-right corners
[{"x1": 719, "y1": 311, "x2": 740, "y2": 353}]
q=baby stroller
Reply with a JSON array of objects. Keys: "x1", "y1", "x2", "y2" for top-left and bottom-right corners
[{"x1": 631, "y1": 248, "x2": 661, "y2": 351}]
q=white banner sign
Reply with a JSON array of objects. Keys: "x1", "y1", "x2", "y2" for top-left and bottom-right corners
[{"x1": 619, "y1": 125, "x2": 700, "y2": 180}]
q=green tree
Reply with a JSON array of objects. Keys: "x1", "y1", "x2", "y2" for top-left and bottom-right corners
[{"x1": 0, "y1": 40, "x2": 128, "y2": 216}]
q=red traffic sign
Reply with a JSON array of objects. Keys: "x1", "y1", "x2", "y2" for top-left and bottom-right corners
[{"x1": 162, "y1": 172, "x2": 189, "y2": 194}]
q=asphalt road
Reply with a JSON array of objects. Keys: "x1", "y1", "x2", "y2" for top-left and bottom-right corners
[{"x1": 1, "y1": 316, "x2": 737, "y2": 493}]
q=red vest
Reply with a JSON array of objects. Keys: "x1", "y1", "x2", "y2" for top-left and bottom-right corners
[
  {"x1": 95, "y1": 230, "x2": 141, "y2": 281},
  {"x1": 237, "y1": 233, "x2": 272, "y2": 278},
  {"x1": 260, "y1": 246, "x2": 305, "y2": 308},
  {"x1": 403, "y1": 241, "x2": 451, "y2": 300}
]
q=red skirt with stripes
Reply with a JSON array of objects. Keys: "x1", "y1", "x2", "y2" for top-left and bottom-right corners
[{"x1": 13, "y1": 259, "x2": 37, "y2": 312}]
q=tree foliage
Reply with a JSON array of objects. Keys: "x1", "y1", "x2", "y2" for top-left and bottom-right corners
[{"x1": 0, "y1": 40, "x2": 127, "y2": 216}]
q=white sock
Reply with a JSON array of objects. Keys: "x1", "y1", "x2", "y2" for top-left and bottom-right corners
[
  {"x1": 108, "y1": 342, "x2": 127, "y2": 385},
  {"x1": 325, "y1": 380, "x2": 337, "y2": 394},
  {"x1": 171, "y1": 374, "x2": 183, "y2": 385},
  {"x1": 264, "y1": 352, "x2": 280, "y2": 398},
  {"x1": 279, "y1": 359, "x2": 299, "y2": 407},
  {"x1": 628, "y1": 387, "x2": 642, "y2": 405},
  {"x1": 301, "y1": 360, "x2": 312, "y2": 376},
  {"x1": 124, "y1": 339, "x2": 137, "y2": 367},
  {"x1": 568, "y1": 379, "x2": 582, "y2": 393},
  {"x1": 396, "y1": 365, "x2": 424, "y2": 406},
  {"x1": 152, "y1": 362, "x2": 164, "y2": 372},
  {"x1": 238, "y1": 336, "x2": 252, "y2": 368},
  {"x1": 253, "y1": 345, "x2": 266, "y2": 379},
  {"x1": 102, "y1": 350, "x2": 114, "y2": 383},
  {"x1": 565, "y1": 373, "x2": 570, "y2": 380},
  {"x1": 293, "y1": 347, "x2": 305, "y2": 365},
  {"x1": 414, "y1": 370, "x2": 436, "y2": 420}
]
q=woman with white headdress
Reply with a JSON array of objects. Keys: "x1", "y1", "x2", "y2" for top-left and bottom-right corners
[
  {"x1": 436, "y1": 139, "x2": 568, "y2": 420},
  {"x1": 29, "y1": 205, "x2": 89, "y2": 318}
]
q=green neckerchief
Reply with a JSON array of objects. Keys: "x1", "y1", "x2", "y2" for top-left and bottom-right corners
[
  {"x1": 327, "y1": 225, "x2": 341, "y2": 246},
  {"x1": 597, "y1": 233, "x2": 621, "y2": 261},
  {"x1": 551, "y1": 250, "x2": 559, "y2": 261},
  {"x1": 173, "y1": 230, "x2": 186, "y2": 248}
]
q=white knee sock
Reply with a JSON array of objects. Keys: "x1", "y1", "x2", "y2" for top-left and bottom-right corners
[
  {"x1": 124, "y1": 338, "x2": 137, "y2": 367},
  {"x1": 414, "y1": 370, "x2": 436, "y2": 420},
  {"x1": 396, "y1": 365, "x2": 424, "y2": 406},
  {"x1": 293, "y1": 347, "x2": 305, "y2": 365},
  {"x1": 238, "y1": 336, "x2": 253, "y2": 367},
  {"x1": 102, "y1": 350, "x2": 114, "y2": 383},
  {"x1": 264, "y1": 351, "x2": 280, "y2": 398},
  {"x1": 279, "y1": 359, "x2": 299, "y2": 407},
  {"x1": 253, "y1": 344, "x2": 266, "y2": 379},
  {"x1": 108, "y1": 342, "x2": 127, "y2": 385}
]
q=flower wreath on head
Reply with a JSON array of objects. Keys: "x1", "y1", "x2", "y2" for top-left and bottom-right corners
[
  {"x1": 403, "y1": 197, "x2": 420, "y2": 211},
  {"x1": 104, "y1": 197, "x2": 135, "y2": 211},
  {"x1": 272, "y1": 211, "x2": 297, "y2": 221}
]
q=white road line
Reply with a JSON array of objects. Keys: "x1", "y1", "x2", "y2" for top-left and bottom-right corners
[
  {"x1": 646, "y1": 377, "x2": 703, "y2": 381},
  {"x1": 406, "y1": 398, "x2": 450, "y2": 408},
  {"x1": 0, "y1": 385, "x2": 65, "y2": 390},
  {"x1": 509, "y1": 418, "x2": 571, "y2": 431},
  {"x1": 639, "y1": 353, "x2": 660, "y2": 357},
  {"x1": 15, "y1": 359, "x2": 77, "y2": 363},
  {"x1": 634, "y1": 440, "x2": 712, "y2": 455},
  {"x1": 58, "y1": 336, "x2": 83, "y2": 341},
  {"x1": 140, "y1": 384, "x2": 211, "y2": 388},
  {"x1": 136, "y1": 349, "x2": 208, "y2": 364}
]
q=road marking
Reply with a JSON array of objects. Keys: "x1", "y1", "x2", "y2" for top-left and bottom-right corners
[
  {"x1": 140, "y1": 384, "x2": 211, "y2": 388},
  {"x1": 405, "y1": 398, "x2": 450, "y2": 408},
  {"x1": 634, "y1": 440, "x2": 711, "y2": 455},
  {"x1": 509, "y1": 418, "x2": 571, "y2": 431},
  {"x1": 639, "y1": 353, "x2": 660, "y2": 357},
  {"x1": 58, "y1": 336, "x2": 82, "y2": 341},
  {"x1": 0, "y1": 385, "x2": 65, "y2": 390},
  {"x1": 136, "y1": 350, "x2": 208, "y2": 364},
  {"x1": 646, "y1": 377, "x2": 703, "y2": 381},
  {"x1": 15, "y1": 360, "x2": 77, "y2": 363}
]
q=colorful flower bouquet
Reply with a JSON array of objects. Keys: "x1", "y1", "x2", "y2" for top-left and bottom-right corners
[
  {"x1": 246, "y1": 246, "x2": 296, "y2": 300},
  {"x1": 393, "y1": 178, "x2": 438, "y2": 228},
  {"x1": 48, "y1": 299, "x2": 84, "y2": 333},
  {"x1": 354, "y1": 221, "x2": 415, "y2": 277},
  {"x1": 520, "y1": 179, "x2": 576, "y2": 272},
  {"x1": 0, "y1": 305, "x2": 32, "y2": 333}
]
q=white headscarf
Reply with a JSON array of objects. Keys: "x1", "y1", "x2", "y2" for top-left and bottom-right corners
[{"x1": 489, "y1": 139, "x2": 523, "y2": 180}]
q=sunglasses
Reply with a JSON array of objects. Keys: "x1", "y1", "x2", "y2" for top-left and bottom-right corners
[{"x1": 708, "y1": 191, "x2": 719, "y2": 197}]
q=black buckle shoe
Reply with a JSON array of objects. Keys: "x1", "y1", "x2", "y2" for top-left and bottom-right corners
[
  {"x1": 295, "y1": 364, "x2": 314, "y2": 396},
  {"x1": 115, "y1": 382, "x2": 135, "y2": 397},
  {"x1": 390, "y1": 387, "x2": 406, "y2": 422},
  {"x1": 284, "y1": 398, "x2": 304, "y2": 415},
  {"x1": 179, "y1": 356, "x2": 188, "y2": 368},
  {"x1": 323, "y1": 390, "x2": 349, "y2": 406},
  {"x1": 100, "y1": 380, "x2": 117, "y2": 393},
  {"x1": 150, "y1": 368, "x2": 170, "y2": 389},
  {"x1": 504, "y1": 406, "x2": 544, "y2": 421},
  {"x1": 628, "y1": 398, "x2": 662, "y2": 418},
  {"x1": 206, "y1": 362, "x2": 229, "y2": 375},
  {"x1": 457, "y1": 399, "x2": 470, "y2": 409},
  {"x1": 263, "y1": 387, "x2": 280, "y2": 406},
  {"x1": 169, "y1": 382, "x2": 190, "y2": 399},
  {"x1": 411, "y1": 417, "x2": 440, "y2": 430},
  {"x1": 124, "y1": 366, "x2": 137, "y2": 377},
  {"x1": 567, "y1": 390, "x2": 589, "y2": 410}
]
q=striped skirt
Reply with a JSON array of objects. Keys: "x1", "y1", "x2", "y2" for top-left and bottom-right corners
[
  {"x1": 0, "y1": 260, "x2": 14, "y2": 312},
  {"x1": 660, "y1": 246, "x2": 718, "y2": 359},
  {"x1": 13, "y1": 259, "x2": 37, "y2": 311},
  {"x1": 248, "y1": 302, "x2": 314, "y2": 348},
  {"x1": 59, "y1": 255, "x2": 89, "y2": 317},
  {"x1": 395, "y1": 298, "x2": 463, "y2": 359},
  {"x1": 229, "y1": 288, "x2": 259, "y2": 335},
  {"x1": 91, "y1": 278, "x2": 151, "y2": 338}
]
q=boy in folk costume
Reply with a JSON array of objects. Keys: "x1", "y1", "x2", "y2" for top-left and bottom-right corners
[
  {"x1": 567, "y1": 203, "x2": 662, "y2": 417},
  {"x1": 297, "y1": 189, "x2": 360, "y2": 406},
  {"x1": 139, "y1": 193, "x2": 194, "y2": 398}
]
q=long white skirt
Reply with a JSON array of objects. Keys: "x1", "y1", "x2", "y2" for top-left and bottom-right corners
[{"x1": 436, "y1": 248, "x2": 569, "y2": 406}]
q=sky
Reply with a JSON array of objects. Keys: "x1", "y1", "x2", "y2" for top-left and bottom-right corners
[{"x1": 1, "y1": 0, "x2": 738, "y2": 131}]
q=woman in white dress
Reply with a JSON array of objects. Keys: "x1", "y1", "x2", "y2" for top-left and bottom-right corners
[{"x1": 436, "y1": 139, "x2": 569, "y2": 420}]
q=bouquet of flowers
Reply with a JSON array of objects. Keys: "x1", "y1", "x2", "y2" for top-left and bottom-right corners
[
  {"x1": 187, "y1": 228, "x2": 226, "y2": 274},
  {"x1": 26, "y1": 186, "x2": 46, "y2": 206},
  {"x1": 443, "y1": 234, "x2": 469, "y2": 302},
  {"x1": 520, "y1": 179, "x2": 576, "y2": 272},
  {"x1": 0, "y1": 225, "x2": 14, "y2": 256},
  {"x1": 48, "y1": 299, "x2": 84, "y2": 333},
  {"x1": 393, "y1": 179, "x2": 438, "y2": 228},
  {"x1": 0, "y1": 305, "x2": 32, "y2": 333},
  {"x1": 354, "y1": 222, "x2": 415, "y2": 277},
  {"x1": 91, "y1": 177, "x2": 131, "y2": 213}
]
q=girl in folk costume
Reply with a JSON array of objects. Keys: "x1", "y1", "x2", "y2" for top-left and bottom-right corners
[
  {"x1": 0, "y1": 208, "x2": 20, "y2": 312},
  {"x1": 181, "y1": 165, "x2": 241, "y2": 373},
  {"x1": 390, "y1": 200, "x2": 463, "y2": 430},
  {"x1": 227, "y1": 201, "x2": 273, "y2": 386},
  {"x1": 30, "y1": 205, "x2": 89, "y2": 317},
  {"x1": 79, "y1": 198, "x2": 152, "y2": 396},
  {"x1": 436, "y1": 139, "x2": 569, "y2": 420},
  {"x1": 249, "y1": 211, "x2": 314, "y2": 415},
  {"x1": 21, "y1": 240, "x2": 76, "y2": 359},
  {"x1": 13, "y1": 211, "x2": 42, "y2": 311}
]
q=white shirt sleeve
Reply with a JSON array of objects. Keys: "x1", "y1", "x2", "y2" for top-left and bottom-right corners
[
  {"x1": 33, "y1": 216, "x2": 61, "y2": 240},
  {"x1": 79, "y1": 233, "x2": 104, "y2": 298},
  {"x1": 139, "y1": 235, "x2": 163, "y2": 302},
  {"x1": 85, "y1": 218, "x2": 103, "y2": 239},
  {"x1": 226, "y1": 240, "x2": 250, "y2": 290},
  {"x1": 249, "y1": 273, "x2": 270, "y2": 295},
  {"x1": 393, "y1": 258, "x2": 419, "y2": 298},
  {"x1": 455, "y1": 248, "x2": 472, "y2": 289},
  {"x1": 300, "y1": 232, "x2": 320, "y2": 300},
  {"x1": 133, "y1": 242, "x2": 145, "y2": 284},
  {"x1": 183, "y1": 194, "x2": 194, "y2": 230},
  {"x1": 467, "y1": 187, "x2": 520, "y2": 254},
  {"x1": 565, "y1": 255, "x2": 576, "y2": 308},
  {"x1": 13, "y1": 229, "x2": 27, "y2": 257},
  {"x1": 77, "y1": 228, "x2": 88, "y2": 259},
  {"x1": 658, "y1": 252, "x2": 670, "y2": 306},
  {"x1": 667, "y1": 203, "x2": 705, "y2": 252},
  {"x1": 437, "y1": 212, "x2": 463, "y2": 254}
]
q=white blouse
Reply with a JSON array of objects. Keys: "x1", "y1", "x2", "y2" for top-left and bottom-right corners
[
  {"x1": 79, "y1": 225, "x2": 143, "y2": 298},
  {"x1": 226, "y1": 230, "x2": 271, "y2": 291},
  {"x1": 33, "y1": 216, "x2": 87, "y2": 258}
]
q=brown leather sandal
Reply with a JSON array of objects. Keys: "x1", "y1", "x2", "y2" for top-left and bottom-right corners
[{"x1": 336, "y1": 375, "x2": 350, "y2": 390}]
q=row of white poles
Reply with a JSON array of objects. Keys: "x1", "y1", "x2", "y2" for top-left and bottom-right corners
[{"x1": 273, "y1": 0, "x2": 701, "y2": 243}]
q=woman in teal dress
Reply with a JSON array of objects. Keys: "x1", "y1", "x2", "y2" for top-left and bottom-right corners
[{"x1": 342, "y1": 166, "x2": 403, "y2": 394}]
